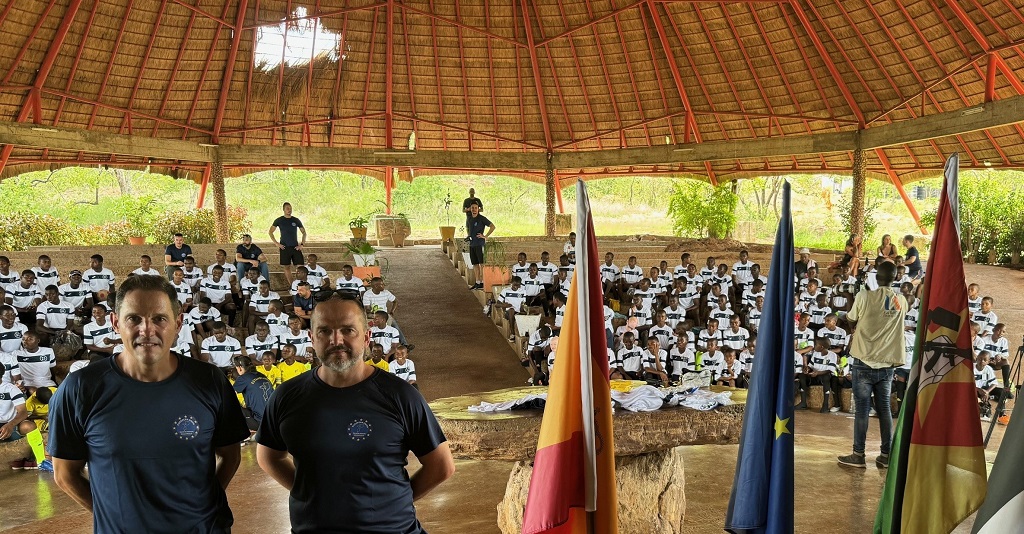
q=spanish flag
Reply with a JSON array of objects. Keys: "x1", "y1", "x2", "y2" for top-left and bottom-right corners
[
  {"x1": 874, "y1": 153, "x2": 987, "y2": 533},
  {"x1": 522, "y1": 180, "x2": 618, "y2": 534}
]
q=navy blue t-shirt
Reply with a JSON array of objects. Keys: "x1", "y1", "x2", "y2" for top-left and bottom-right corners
[
  {"x1": 48, "y1": 354, "x2": 250, "y2": 534},
  {"x1": 293, "y1": 294, "x2": 315, "y2": 313},
  {"x1": 256, "y1": 368, "x2": 446, "y2": 534},
  {"x1": 232, "y1": 371, "x2": 273, "y2": 422},
  {"x1": 905, "y1": 246, "x2": 922, "y2": 276},
  {"x1": 466, "y1": 214, "x2": 492, "y2": 247},
  {"x1": 235, "y1": 243, "x2": 264, "y2": 262},
  {"x1": 272, "y1": 216, "x2": 304, "y2": 247},
  {"x1": 165, "y1": 243, "x2": 193, "y2": 263}
]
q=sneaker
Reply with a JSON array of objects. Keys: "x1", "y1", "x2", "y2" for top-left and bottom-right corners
[
  {"x1": 794, "y1": 402, "x2": 808, "y2": 410},
  {"x1": 981, "y1": 415, "x2": 991, "y2": 422},
  {"x1": 38, "y1": 459, "x2": 53, "y2": 473},
  {"x1": 526, "y1": 377, "x2": 534, "y2": 385},
  {"x1": 869, "y1": 408, "x2": 877, "y2": 417},
  {"x1": 830, "y1": 407, "x2": 841, "y2": 413},
  {"x1": 875, "y1": 454, "x2": 890, "y2": 469},
  {"x1": 998, "y1": 415, "x2": 1011, "y2": 425},
  {"x1": 837, "y1": 453, "x2": 866, "y2": 468},
  {"x1": 22, "y1": 459, "x2": 38, "y2": 470},
  {"x1": 9, "y1": 458, "x2": 25, "y2": 470},
  {"x1": 508, "y1": 334, "x2": 516, "y2": 342}
]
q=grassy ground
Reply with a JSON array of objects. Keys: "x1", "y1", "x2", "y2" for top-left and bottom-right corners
[{"x1": 0, "y1": 167, "x2": 944, "y2": 251}]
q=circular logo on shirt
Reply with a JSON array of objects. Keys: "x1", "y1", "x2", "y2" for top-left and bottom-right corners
[
  {"x1": 173, "y1": 415, "x2": 201, "y2": 440},
  {"x1": 347, "y1": 419, "x2": 373, "y2": 442}
]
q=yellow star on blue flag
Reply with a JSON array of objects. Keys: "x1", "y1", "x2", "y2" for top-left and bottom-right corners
[{"x1": 774, "y1": 416, "x2": 791, "y2": 440}]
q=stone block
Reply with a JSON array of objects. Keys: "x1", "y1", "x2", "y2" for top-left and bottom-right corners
[{"x1": 807, "y1": 385, "x2": 824, "y2": 411}]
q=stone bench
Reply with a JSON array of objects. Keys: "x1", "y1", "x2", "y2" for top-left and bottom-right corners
[{"x1": 430, "y1": 385, "x2": 746, "y2": 534}]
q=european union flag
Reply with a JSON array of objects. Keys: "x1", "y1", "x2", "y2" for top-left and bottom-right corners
[{"x1": 725, "y1": 181, "x2": 795, "y2": 534}]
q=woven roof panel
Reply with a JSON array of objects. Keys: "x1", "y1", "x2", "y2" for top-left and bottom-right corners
[{"x1": 1, "y1": 0, "x2": 1024, "y2": 182}]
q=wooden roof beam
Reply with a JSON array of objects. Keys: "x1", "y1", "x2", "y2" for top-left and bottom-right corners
[
  {"x1": 213, "y1": 0, "x2": 250, "y2": 143},
  {"x1": 243, "y1": 3, "x2": 385, "y2": 30},
  {"x1": 520, "y1": 0, "x2": 554, "y2": 151},
  {"x1": 399, "y1": 4, "x2": 526, "y2": 48},
  {"x1": 535, "y1": 0, "x2": 645, "y2": 46},
  {"x1": 6, "y1": 94, "x2": 1024, "y2": 170},
  {"x1": 169, "y1": 0, "x2": 231, "y2": 27},
  {"x1": 645, "y1": 0, "x2": 699, "y2": 144}
]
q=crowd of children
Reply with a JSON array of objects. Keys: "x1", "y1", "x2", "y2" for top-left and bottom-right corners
[
  {"x1": 0, "y1": 247, "x2": 421, "y2": 465},
  {"x1": 500, "y1": 235, "x2": 1016, "y2": 423}
]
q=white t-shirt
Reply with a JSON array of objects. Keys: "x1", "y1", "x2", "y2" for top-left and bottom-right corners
[
  {"x1": 363, "y1": 289, "x2": 397, "y2": 312},
  {"x1": 200, "y1": 276, "x2": 232, "y2": 304},
  {"x1": 278, "y1": 330, "x2": 312, "y2": 356},
  {"x1": 67, "y1": 359, "x2": 90, "y2": 375},
  {"x1": 554, "y1": 305, "x2": 566, "y2": 328},
  {"x1": 170, "y1": 280, "x2": 194, "y2": 304},
  {"x1": 5, "y1": 283, "x2": 41, "y2": 308},
  {"x1": 82, "y1": 320, "x2": 119, "y2": 349},
  {"x1": 131, "y1": 267, "x2": 162, "y2": 277},
  {"x1": 511, "y1": 263, "x2": 530, "y2": 281},
  {"x1": 206, "y1": 262, "x2": 238, "y2": 280},
  {"x1": 240, "y1": 276, "x2": 267, "y2": 298},
  {"x1": 245, "y1": 334, "x2": 279, "y2": 358},
  {"x1": 732, "y1": 261, "x2": 753, "y2": 286},
  {"x1": 0, "y1": 381, "x2": 26, "y2": 424},
  {"x1": 669, "y1": 347, "x2": 696, "y2": 376},
  {"x1": 697, "y1": 328, "x2": 723, "y2": 351},
  {"x1": 35, "y1": 299, "x2": 76, "y2": 329},
  {"x1": 58, "y1": 283, "x2": 92, "y2": 309},
  {"x1": 1, "y1": 353, "x2": 19, "y2": 383},
  {"x1": 902, "y1": 331, "x2": 916, "y2": 369},
  {"x1": 16, "y1": 347, "x2": 56, "y2": 387},
  {"x1": 536, "y1": 262, "x2": 558, "y2": 285},
  {"x1": 642, "y1": 348, "x2": 668, "y2": 371},
  {"x1": 600, "y1": 263, "x2": 620, "y2": 283},
  {"x1": 621, "y1": 266, "x2": 644, "y2": 285},
  {"x1": 747, "y1": 307, "x2": 763, "y2": 332},
  {"x1": 185, "y1": 306, "x2": 221, "y2": 327},
  {"x1": 265, "y1": 312, "x2": 289, "y2": 337},
  {"x1": 181, "y1": 267, "x2": 204, "y2": 290},
  {"x1": 981, "y1": 335, "x2": 1010, "y2": 360},
  {"x1": 629, "y1": 304, "x2": 652, "y2": 327},
  {"x1": 82, "y1": 267, "x2": 116, "y2": 293},
  {"x1": 808, "y1": 350, "x2": 837, "y2": 373},
  {"x1": 663, "y1": 306, "x2": 685, "y2": 329},
  {"x1": 974, "y1": 365, "x2": 996, "y2": 389},
  {"x1": 498, "y1": 287, "x2": 527, "y2": 311},
  {"x1": 201, "y1": 336, "x2": 242, "y2": 367},
  {"x1": 389, "y1": 359, "x2": 417, "y2": 382},
  {"x1": 335, "y1": 276, "x2": 366, "y2": 294},
  {"x1": 249, "y1": 291, "x2": 280, "y2": 313},
  {"x1": 818, "y1": 326, "x2": 849, "y2": 351},
  {"x1": 305, "y1": 265, "x2": 328, "y2": 290},
  {"x1": 721, "y1": 327, "x2": 750, "y2": 351},
  {"x1": 369, "y1": 325, "x2": 402, "y2": 354},
  {"x1": 521, "y1": 275, "x2": 544, "y2": 298},
  {"x1": 649, "y1": 325, "x2": 675, "y2": 351},
  {"x1": 31, "y1": 267, "x2": 60, "y2": 293},
  {"x1": 617, "y1": 345, "x2": 644, "y2": 373},
  {"x1": 971, "y1": 311, "x2": 998, "y2": 337}
]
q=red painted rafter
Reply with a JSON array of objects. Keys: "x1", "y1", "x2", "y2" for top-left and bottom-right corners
[
  {"x1": 182, "y1": 2, "x2": 233, "y2": 141},
  {"x1": 152, "y1": 7, "x2": 200, "y2": 137},
  {"x1": 44, "y1": 0, "x2": 101, "y2": 163},
  {"x1": 645, "y1": 0, "x2": 699, "y2": 143},
  {"x1": 386, "y1": 0, "x2": 395, "y2": 149},
  {"x1": 536, "y1": 0, "x2": 645, "y2": 46},
  {"x1": 453, "y1": 0, "x2": 474, "y2": 150},
  {"x1": 0, "y1": 0, "x2": 60, "y2": 87},
  {"x1": 301, "y1": 2, "x2": 318, "y2": 146},
  {"x1": 875, "y1": 149, "x2": 927, "y2": 233},
  {"x1": 169, "y1": 0, "x2": 231, "y2": 27},
  {"x1": 241, "y1": 0, "x2": 260, "y2": 145},
  {"x1": 483, "y1": 0, "x2": 500, "y2": 149},
  {"x1": 272, "y1": 0, "x2": 291, "y2": 147},
  {"x1": 0, "y1": 0, "x2": 84, "y2": 175},
  {"x1": 427, "y1": 0, "x2": 448, "y2": 150},
  {"x1": 535, "y1": 0, "x2": 575, "y2": 145},
  {"x1": 83, "y1": 0, "x2": 137, "y2": 137},
  {"x1": 786, "y1": 2, "x2": 865, "y2": 126},
  {"x1": 400, "y1": 6, "x2": 419, "y2": 148},
  {"x1": 393, "y1": 112, "x2": 545, "y2": 148},
  {"x1": 243, "y1": 2, "x2": 385, "y2": 29},
  {"x1": 691, "y1": 5, "x2": 755, "y2": 137},
  {"x1": 610, "y1": 1, "x2": 654, "y2": 146},
  {"x1": 399, "y1": 3, "x2": 526, "y2": 48},
  {"x1": 582, "y1": 0, "x2": 626, "y2": 147},
  {"x1": 720, "y1": 4, "x2": 787, "y2": 142},
  {"x1": 520, "y1": 0, "x2": 554, "y2": 151},
  {"x1": 120, "y1": 0, "x2": 169, "y2": 135},
  {"x1": 512, "y1": 5, "x2": 527, "y2": 150},
  {"x1": 357, "y1": 6, "x2": 380, "y2": 149},
  {"x1": 637, "y1": 3, "x2": 678, "y2": 144},
  {"x1": 212, "y1": 0, "x2": 250, "y2": 142}
]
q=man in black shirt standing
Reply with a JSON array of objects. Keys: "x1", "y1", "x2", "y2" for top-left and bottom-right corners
[
  {"x1": 269, "y1": 202, "x2": 307, "y2": 287},
  {"x1": 48, "y1": 275, "x2": 249, "y2": 534},
  {"x1": 462, "y1": 187, "x2": 483, "y2": 230},
  {"x1": 235, "y1": 233, "x2": 270, "y2": 282},
  {"x1": 256, "y1": 295, "x2": 454, "y2": 533},
  {"x1": 466, "y1": 203, "x2": 495, "y2": 290},
  {"x1": 163, "y1": 233, "x2": 193, "y2": 280}
]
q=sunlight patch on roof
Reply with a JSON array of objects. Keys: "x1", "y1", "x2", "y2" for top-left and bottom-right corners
[{"x1": 253, "y1": 7, "x2": 343, "y2": 70}]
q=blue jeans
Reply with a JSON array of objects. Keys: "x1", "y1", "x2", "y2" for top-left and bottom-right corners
[
  {"x1": 237, "y1": 261, "x2": 270, "y2": 282},
  {"x1": 852, "y1": 360, "x2": 894, "y2": 455}
]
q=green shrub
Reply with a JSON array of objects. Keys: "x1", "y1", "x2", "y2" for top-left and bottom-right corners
[
  {"x1": 148, "y1": 207, "x2": 251, "y2": 244},
  {"x1": 0, "y1": 213, "x2": 78, "y2": 250},
  {"x1": 667, "y1": 181, "x2": 738, "y2": 238}
]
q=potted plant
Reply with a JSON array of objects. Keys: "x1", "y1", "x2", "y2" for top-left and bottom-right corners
[
  {"x1": 481, "y1": 240, "x2": 511, "y2": 292},
  {"x1": 390, "y1": 213, "x2": 412, "y2": 247},
  {"x1": 439, "y1": 192, "x2": 456, "y2": 245},
  {"x1": 349, "y1": 215, "x2": 369, "y2": 239},
  {"x1": 114, "y1": 195, "x2": 156, "y2": 245},
  {"x1": 345, "y1": 241, "x2": 378, "y2": 267}
]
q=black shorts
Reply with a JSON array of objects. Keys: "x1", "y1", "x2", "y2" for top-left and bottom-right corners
[
  {"x1": 469, "y1": 245, "x2": 485, "y2": 265},
  {"x1": 280, "y1": 246, "x2": 304, "y2": 266}
]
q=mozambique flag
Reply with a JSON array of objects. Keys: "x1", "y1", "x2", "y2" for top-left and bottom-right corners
[
  {"x1": 725, "y1": 181, "x2": 795, "y2": 534},
  {"x1": 521, "y1": 180, "x2": 618, "y2": 534},
  {"x1": 875, "y1": 153, "x2": 987, "y2": 533},
  {"x1": 972, "y1": 399, "x2": 1024, "y2": 533}
]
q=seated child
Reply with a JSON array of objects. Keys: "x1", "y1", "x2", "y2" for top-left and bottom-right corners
[
  {"x1": 200, "y1": 322, "x2": 242, "y2": 371},
  {"x1": 668, "y1": 336, "x2": 696, "y2": 383},
  {"x1": 244, "y1": 321, "x2": 279, "y2": 361},
  {"x1": 278, "y1": 344, "x2": 309, "y2": 382},
  {"x1": 496, "y1": 277, "x2": 528, "y2": 342},
  {"x1": 702, "y1": 339, "x2": 725, "y2": 382},
  {"x1": 525, "y1": 326, "x2": 552, "y2": 386},
  {"x1": 389, "y1": 345, "x2": 417, "y2": 389},
  {"x1": 641, "y1": 338, "x2": 669, "y2": 387},
  {"x1": 715, "y1": 348, "x2": 742, "y2": 388},
  {"x1": 256, "y1": 351, "x2": 283, "y2": 387},
  {"x1": 805, "y1": 338, "x2": 838, "y2": 413},
  {"x1": 615, "y1": 332, "x2": 644, "y2": 381},
  {"x1": 738, "y1": 335, "x2": 757, "y2": 387},
  {"x1": 975, "y1": 351, "x2": 999, "y2": 422}
]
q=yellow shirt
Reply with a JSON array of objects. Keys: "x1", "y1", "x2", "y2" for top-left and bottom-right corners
[
  {"x1": 256, "y1": 365, "x2": 283, "y2": 387},
  {"x1": 278, "y1": 360, "x2": 308, "y2": 382},
  {"x1": 367, "y1": 358, "x2": 389, "y2": 372},
  {"x1": 26, "y1": 387, "x2": 57, "y2": 418}
]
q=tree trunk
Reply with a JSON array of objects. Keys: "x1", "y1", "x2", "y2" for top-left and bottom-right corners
[
  {"x1": 850, "y1": 149, "x2": 866, "y2": 239},
  {"x1": 113, "y1": 168, "x2": 133, "y2": 195}
]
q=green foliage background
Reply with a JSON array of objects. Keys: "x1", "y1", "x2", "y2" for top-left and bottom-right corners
[{"x1": 1, "y1": 166, "x2": 1020, "y2": 263}]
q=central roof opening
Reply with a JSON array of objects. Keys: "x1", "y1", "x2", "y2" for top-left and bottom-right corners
[{"x1": 253, "y1": 7, "x2": 343, "y2": 71}]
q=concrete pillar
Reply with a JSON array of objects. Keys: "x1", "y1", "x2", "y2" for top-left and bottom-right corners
[
  {"x1": 212, "y1": 158, "x2": 230, "y2": 243},
  {"x1": 850, "y1": 148, "x2": 866, "y2": 239},
  {"x1": 544, "y1": 154, "x2": 555, "y2": 237}
]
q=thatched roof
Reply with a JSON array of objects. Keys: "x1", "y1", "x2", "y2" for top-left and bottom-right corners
[{"x1": 1, "y1": 0, "x2": 1023, "y2": 183}]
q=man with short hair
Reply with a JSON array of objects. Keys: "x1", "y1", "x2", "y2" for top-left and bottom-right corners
[
  {"x1": 49, "y1": 275, "x2": 249, "y2": 533},
  {"x1": 269, "y1": 202, "x2": 307, "y2": 286},
  {"x1": 31, "y1": 255, "x2": 60, "y2": 295},
  {"x1": 256, "y1": 294, "x2": 454, "y2": 533},
  {"x1": 462, "y1": 187, "x2": 483, "y2": 229},
  {"x1": 164, "y1": 233, "x2": 193, "y2": 280},
  {"x1": 82, "y1": 254, "x2": 115, "y2": 298},
  {"x1": 466, "y1": 203, "x2": 495, "y2": 290},
  {"x1": 5, "y1": 270, "x2": 41, "y2": 327},
  {"x1": 902, "y1": 235, "x2": 923, "y2": 281},
  {"x1": 0, "y1": 256, "x2": 18, "y2": 286},
  {"x1": 235, "y1": 233, "x2": 270, "y2": 282},
  {"x1": 838, "y1": 262, "x2": 907, "y2": 470}
]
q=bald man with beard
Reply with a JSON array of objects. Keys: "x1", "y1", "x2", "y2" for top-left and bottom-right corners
[{"x1": 256, "y1": 294, "x2": 454, "y2": 533}]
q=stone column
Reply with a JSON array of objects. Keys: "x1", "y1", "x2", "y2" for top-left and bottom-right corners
[
  {"x1": 212, "y1": 157, "x2": 230, "y2": 243},
  {"x1": 544, "y1": 153, "x2": 555, "y2": 237},
  {"x1": 850, "y1": 147, "x2": 866, "y2": 239}
]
